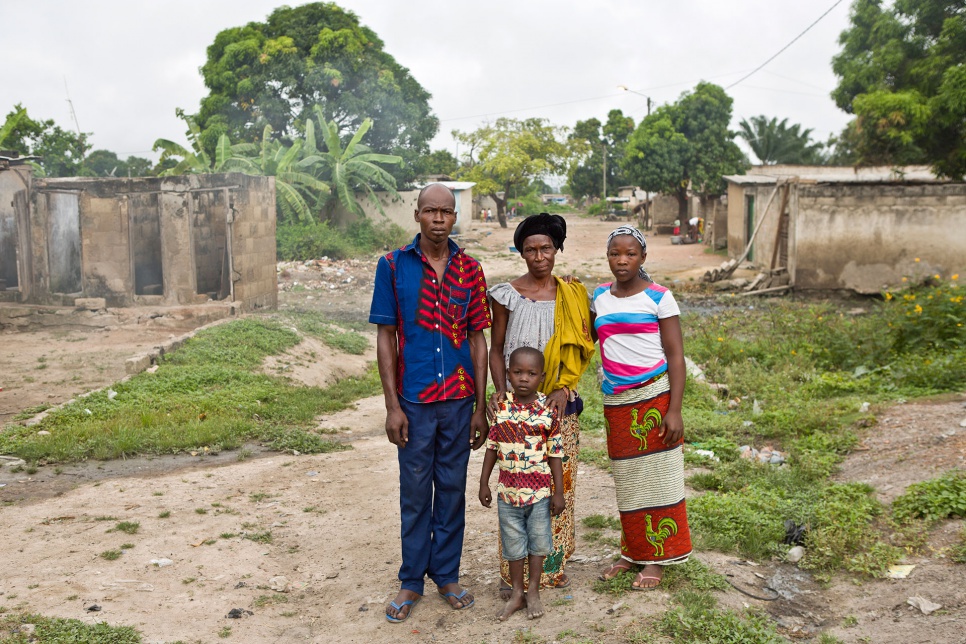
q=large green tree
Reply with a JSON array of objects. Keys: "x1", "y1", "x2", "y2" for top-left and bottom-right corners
[
  {"x1": 738, "y1": 115, "x2": 826, "y2": 165},
  {"x1": 623, "y1": 82, "x2": 746, "y2": 219},
  {"x1": 453, "y1": 117, "x2": 571, "y2": 228},
  {"x1": 0, "y1": 104, "x2": 90, "y2": 177},
  {"x1": 831, "y1": 0, "x2": 966, "y2": 177},
  {"x1": 567, "y1": 109, "x2": 636, "y2": 200},
  {"x1": 195, "y1": 2, "x2": 437, "y2": 184},
  {"x1": 81, "y1": 150, "x2": 154, "y2": 177}
]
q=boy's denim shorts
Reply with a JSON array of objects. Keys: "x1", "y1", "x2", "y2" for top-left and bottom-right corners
[{"x1": 497, "y1": 497, "x2": 552, "y2": 561}]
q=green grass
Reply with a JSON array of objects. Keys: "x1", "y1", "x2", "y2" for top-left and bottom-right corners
[
  {"x1": 0, "y1": 613, "x2": 141, "y2": 643},
  {"x1": 657, "y1": 590, "x2": 787, "y2": 643},
  {"x1": 892, "y1": 470, "x2": 966, "y2": 523},
  {"x1": 110, "y1": 521, "x2": 140, "y2": 535},
  {"x1": 0, "y1": 318, "x2": 380, "y2": 464},
  {"x1": 276, "y1": 310, "x2": 370, "y2": 355},
  {"x1": 582, "y1": 514, "x2": 621, "y2": 531}
]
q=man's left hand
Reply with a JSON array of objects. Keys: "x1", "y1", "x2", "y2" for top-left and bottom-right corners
[{"x1": 470, "y1": 409, "x2": 488, "y2": 450}]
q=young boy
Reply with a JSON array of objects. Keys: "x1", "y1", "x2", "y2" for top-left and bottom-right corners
[{"x1": 479, "y1": 347, "x2": 564, "y2": 621}]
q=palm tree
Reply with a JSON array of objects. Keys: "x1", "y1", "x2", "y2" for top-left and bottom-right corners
[
  {"x1": 738, "y1": 116, "x2": 826, "y2": 165},
  {"x1": 307, "y1": 105, "x2": 402, "y2": 218}
]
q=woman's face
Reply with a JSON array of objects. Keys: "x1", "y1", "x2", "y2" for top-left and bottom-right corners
[
  {"x1": 521, "y1": 234, "x2": 557, "y2": 279},
  {"x1": 607, "y1": 235, "x2": 646, "y2": 283}
]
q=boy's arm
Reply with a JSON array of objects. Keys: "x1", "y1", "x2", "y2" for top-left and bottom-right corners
[
  {"x1": 548, "y1": 457, "x2": 564, "y2": 516},
  {"x1": 479, "y1": 447, "x2": 498, "y2": 508}
]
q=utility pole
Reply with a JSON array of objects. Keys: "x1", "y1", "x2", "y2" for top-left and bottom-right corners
[{"x1": 602, "y1": 142, "x2": 607, "y2": 203}]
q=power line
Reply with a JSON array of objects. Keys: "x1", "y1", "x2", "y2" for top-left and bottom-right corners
[{"x1": 725, "y1": 0, "x2": 846, "y2": 90}]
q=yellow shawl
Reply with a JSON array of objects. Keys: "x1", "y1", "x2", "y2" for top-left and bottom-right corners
[{"x1": 541, "y1": 277, "x2": 595, "y2": 395}]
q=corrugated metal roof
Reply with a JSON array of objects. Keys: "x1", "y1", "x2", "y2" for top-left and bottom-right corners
[{"x1": 724, "y1": 165, "x2": 950, "y2": 185}]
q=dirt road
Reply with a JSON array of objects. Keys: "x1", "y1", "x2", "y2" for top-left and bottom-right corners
[{"x1": 1, "y1": 214, "x2": 963, "y2": 643}]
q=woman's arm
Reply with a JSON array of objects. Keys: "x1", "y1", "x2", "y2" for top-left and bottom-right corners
[
  {"x1": 658, "y1": 315, "x2": 685, "y2": 445},
  {"x1": 486, "y1": 299, "x2": 510, "y2": 420}
]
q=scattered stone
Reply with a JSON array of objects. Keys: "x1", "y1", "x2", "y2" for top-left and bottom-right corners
[
  {"x1": 234, "y1": 581, "x2": 247, "y2": 589},
  {"x1": 1, "y1": 456, "x2": 27, "y2": 469},
  {"x1": 786, "y1": 546, "x2": 805, "y2": 563},
  {"x1": 107, "y1": 389, "x2": 117, "y2": 400},
  {"x1": 859, "y1": 402, "x2": 871, "y2": 413},
  {"x1": 37, "y1": 430, "x2": 50, "y2": 436},
  {"x1": 227, "y1": 608, "x2": 253, "y2": 619},
  {"x1": 86, "y1": 604, "x2": 101, "y2": 612},
  {"x1": 358, "y1": 604, "x2": 369, "y2": 612},
  {"x1": 307, "y1": 471, "x2": 318, "y2": 477},
  {"x1": 742, "y1": 420, "x2": 754, "y2": 427},
  {"x1": 960, "y1": 418, "x2": 966, "y2": 428},
  {"x1": 150, "y1": 558, "x2": 174, "y2": 568},
  {"x1": 606, "y1": 601, "x2": 625, "y2": 614},
  {"x1": 146, "y1": 365, "x2": 159, "y2": 374},
  {"x1": 270, "y1": 576, "x2": 290, "y2": 592},
  {"x1": 74, "y1": 297, "x2": 107, "y2": 311},
  {"x1": 325, "y1": 571, "x2": 339, "y2": 579},
  {"x1": 907, "y1": 596, "x2": 941, "y2": 615}
]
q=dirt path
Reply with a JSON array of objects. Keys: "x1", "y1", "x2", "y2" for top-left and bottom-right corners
[{"x1": 1, "y1": 214, "x2": 964, "y2": 642}]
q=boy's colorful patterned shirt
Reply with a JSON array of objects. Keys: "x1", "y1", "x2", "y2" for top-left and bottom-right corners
[
  {"x1": 369, "y1": 234, "x2": 491, "y2": 403},
  {"x1": 486, "y1": 392, "x2": 563, "y2": 506}
]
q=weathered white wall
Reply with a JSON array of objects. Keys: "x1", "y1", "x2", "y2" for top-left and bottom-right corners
[{"x1": 794, "y1": 183, "x2": 966, "y2": 292}]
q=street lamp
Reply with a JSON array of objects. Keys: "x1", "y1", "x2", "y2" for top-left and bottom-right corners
[{"x1": 617, "y1": 85, "x2": 652, "y2": 115}]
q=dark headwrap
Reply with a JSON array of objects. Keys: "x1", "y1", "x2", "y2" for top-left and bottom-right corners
[
  {"x1": 513, "y1": 213, "x2": 567, "y2": 252},
  {"x1": 607, "y1": 225, "x2": 652, "y2": 281}
]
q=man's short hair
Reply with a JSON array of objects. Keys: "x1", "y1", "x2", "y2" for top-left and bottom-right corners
[{"x1": 417, "y1": 183, "x2": 455, "y2": 207}]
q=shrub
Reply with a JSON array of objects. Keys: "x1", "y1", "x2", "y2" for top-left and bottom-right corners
[{"x1": 893, "y1": 471, "x2": 966, "y2": 523}]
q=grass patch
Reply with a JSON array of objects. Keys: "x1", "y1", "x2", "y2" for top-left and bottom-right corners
[
  {"x1": 11, "y1": 405, "x2": 50, "y2": 421},
  {"x1": 657, "y1": 590, "x2": 786, "y2": 643},
  {"x1": 110, "y1": 521, "x2": 140, "y2": 535},
  {"x1": 0, "y1": 318, "x2": 380, "y2": 464},
  {"x1": 242, "y1": 530, "x2": 273, "y2": 544},
  {"x1": 892, "y1": 470, "x2": 966, "y2": 523},
  {"x1": 277, "y1": 311, "x2": 370, "y2": 355},
  {"x1": 0, "y1": 613, "x2": 141, "y2": 643},
  {"x1": 582, "y1": 514, "x2": 621, "y2": 531},
  {"x1": 99, "y1": 549, "x2": 122, "y2": 561}
]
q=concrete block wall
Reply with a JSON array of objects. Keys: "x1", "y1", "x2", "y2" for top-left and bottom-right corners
[
  {"x1": 229, "y1": 175, "x2": 277, "y2": 311},
  {"x1": 794, "y1": 182, "x2": 966, "y2": 293}
]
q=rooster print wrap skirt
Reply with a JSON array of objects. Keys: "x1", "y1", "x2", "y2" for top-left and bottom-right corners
[{"x1": 603, "y1": 374, "x2": 692, "y2": 565}]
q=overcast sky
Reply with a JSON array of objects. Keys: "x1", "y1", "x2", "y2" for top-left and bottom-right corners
[{"x1": 2, "y1": 0, "x2": 855, "y2": 163}]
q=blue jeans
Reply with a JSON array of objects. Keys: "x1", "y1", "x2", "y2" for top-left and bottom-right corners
[
  {"x1": 498, "y1": 497, "x2": 552, "y2": 561},
  {"x1": 397, "y1": 397, "x2": 474, "y2": 595}
]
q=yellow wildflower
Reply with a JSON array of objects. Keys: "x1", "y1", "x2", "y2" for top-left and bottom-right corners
[
  {"x1": 791, "y1": 350, "x2": 797, "y2": 355},
  {"x1": 914, "y1": 304, "x2": 923, "y2": 314},
  {"x1": 884, "y1": 292, "x2": 893, "y2": 300},
  {"x1": 953, "y1": 274, "x2": 959, "y2": 280},
  {"x1": 915, "y1": 257, "x2": 920, "y2": 262},
  {"x1": 717, "y1": 337, "x2": 723, "y2": 342},
  {"x1": 902, "y1": 277, "x2": 908, "y2": 282},
  {"x1": 934, "y1": 274, "x2": 941, "y2": 280}
]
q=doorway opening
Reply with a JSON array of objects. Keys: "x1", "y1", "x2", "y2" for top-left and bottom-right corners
[{"x1": 130, "y1": 192, "x2": 164, "y2": 295}]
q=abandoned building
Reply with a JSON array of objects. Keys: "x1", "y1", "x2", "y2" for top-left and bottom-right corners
[
  {"x1": 723, "y1": 165, "x2": 966, "y2": 293},
  {"x1": 0, "y1": 162, "x2": 278, "y2": 311}
]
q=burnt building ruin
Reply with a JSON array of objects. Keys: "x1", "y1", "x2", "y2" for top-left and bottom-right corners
[{"x1": 0, "y1": 163, "x2": 277, "y2": 311}]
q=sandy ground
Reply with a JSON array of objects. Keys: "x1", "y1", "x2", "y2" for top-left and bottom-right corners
[{"x1": 1, "y1": 214, "x2": 964, "y2": 643}]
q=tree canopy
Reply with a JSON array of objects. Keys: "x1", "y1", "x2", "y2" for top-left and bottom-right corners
[
  {"x1": 737, "y1": 115, "x2": 826, "y2": 165},
  {"x1": 622, "y1": 82, "x2": 746, "y2": 218},
  {"x1": 0, "y1": 104, "x2": 90, "y2": 177},
  {"x1": 453, "y1": 117, "x2": 571, "y2": 227},
  {"x1": 831, "y1": 0, "x2": 966, "y2": 177},
  {"x1": 567, "y1": 109, "x2": 635, "y2": 200},
  {"x1": 195, "y1": 2, "x2": 437, "y2": 184}
]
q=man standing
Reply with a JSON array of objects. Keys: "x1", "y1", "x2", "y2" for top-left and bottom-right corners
[{"x1": 370, "y1": 183, "x2": 491, "y2": 623}]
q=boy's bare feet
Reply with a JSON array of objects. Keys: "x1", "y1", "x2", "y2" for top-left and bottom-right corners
[
  {"x1": 497, "y1": 589, "x2": 526, "y2": 621},
  {"x1": 526, "y1": 590, "x2": 545, "y2": 619}
]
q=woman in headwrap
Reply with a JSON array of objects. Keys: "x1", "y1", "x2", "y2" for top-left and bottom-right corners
[
  {"x1": 487, "y1": 213, "x2": 595, "y2": 594},
  {"x1": 591, "y1": 226, "x2": 691, "y2": 589}
]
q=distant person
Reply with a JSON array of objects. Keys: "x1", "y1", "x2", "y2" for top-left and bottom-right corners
[
  {"x1": 479, "y1": 347, "x2": 565, "y2": 621},
  {"x1": 592, "y1": 226, "x2": 692, "y2": 590},
  {"x1": 370, "y1": 183, "x2": 491, "y2": 623}
]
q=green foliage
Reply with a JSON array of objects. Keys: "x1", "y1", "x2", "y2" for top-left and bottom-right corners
[
  {"x1": 884, "y1": 281, "x2": 966, "y2": 353},
  {"x1": 454, "y1": 117, "x2": 572, "y2": 225},
  {"x1": 567, "y1": 110, "x2": 635, "y2": 199},
  {"x1": 737, "y1": 115, "x2": 826, "y2": 165},
  {"x1": 0, "y1": 103, "x2": 90, "y2": 177},
  {"x1": 831, "y1": 0, "x2": 966, "y2": 177},
  {"x1": 0, "y1": 318, "x2": 379, "y2": 463},
  {"x1": 278, "y1": 311, "x2": 369, "y2": 354},
  {"x1": 110, "y1": 521, "x2": 140, "y2": 535},
  {"x1": 658, "y1": 594, "x2": 787, "y2": 644},
  {"x1": 0, "y1": 613, "x2": 141, "y2": 643},
  {"x1": 623, "y1": 82, "x2": 746, "y2": 218},
  {"x1": 950, "y1": 527, "x2": 966, "y2": 564},
  {"x1": 195, "y1": 2, "x2": 436, "y2": 184},
  {"x1": 81, "y1": 150, "x2": 154, "y2": 178},
  {"x1": 582, "y1": 514, "x2": 621, "y2": 531},
  {"x1": 893, "y1": 471, "x2": 966, "y2": 523},
  {"x1": 276, "y1": 217, "x2": 408, "y2": 261},
  {"x1": 411, "y1": 149, "x2": 459, "y2": 178}
]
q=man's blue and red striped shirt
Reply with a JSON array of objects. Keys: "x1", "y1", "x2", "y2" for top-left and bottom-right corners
[{"x1": 369, "y1": 234, "x2": 491, "y2": 403}]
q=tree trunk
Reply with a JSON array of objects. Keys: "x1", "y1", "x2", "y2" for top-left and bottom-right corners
[
  {"x1": 675, "y1": 188, "x2": 689, "y2": 222},
  {"x1": 493, "y1": 192, "x2": 508, "y2": 228}
]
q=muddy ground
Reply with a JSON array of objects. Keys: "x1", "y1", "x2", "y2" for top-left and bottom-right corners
[{"x1": 0, "y1": 215, "x2": 963, "y2": 643}]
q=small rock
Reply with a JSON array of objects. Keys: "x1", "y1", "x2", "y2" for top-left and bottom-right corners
[
  {"x1": 959, "y1": 418, "x2": 966, "y2": 428},
  {"x1": 234, "y1": 581, "x2": 247, "y2": 589},
  {"x1": 325, "y1": 571, "x2": 339, "y2": 579},
  {"x1": 787, "y1": 546, "x2": 805, "y2": 563},
  {"x1": 358, "y1": 604, "x2": 369, "y2": 612},
  {"x1": 859, "y1": 402, "x2": 870, "y2": 413},
  {"x1": 19, "y1": 624, "x2": 36, "y2": 636},
  {"x1": 107, "y1": 389, "x2": 117, "y2": 400},
  {"x1": 150, "y1": 558, "x2": 174, "y2": 568},
  {"x1": 270, "y1": 575, "x2": 290, "y2": 592},
  {"x1": 227, "y1": 608, "x2": 253, "y2": 619},
  {"x1": 84, "y1": 409, "x2": 92, "y2": 415},
  {"x1": 146, "y1": 365, "x2": 159, "y2": 374},
  {"x1": 37, "y1": 430, "x2": 50, "y2": 436},
  {"x1": 607, "y1": 601, "x2": 625, "y2": 614},
  {"x1": 86, "y1": 604, "x2": 101, "y2": 612},
  {"x1": 752, "y1": 400, "x2": 762, "y2": 415}
]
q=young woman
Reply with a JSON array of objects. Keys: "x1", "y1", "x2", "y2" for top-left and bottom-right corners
[{"x1": 591, "y1": 226, "x2": 692, "y2": 589}]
